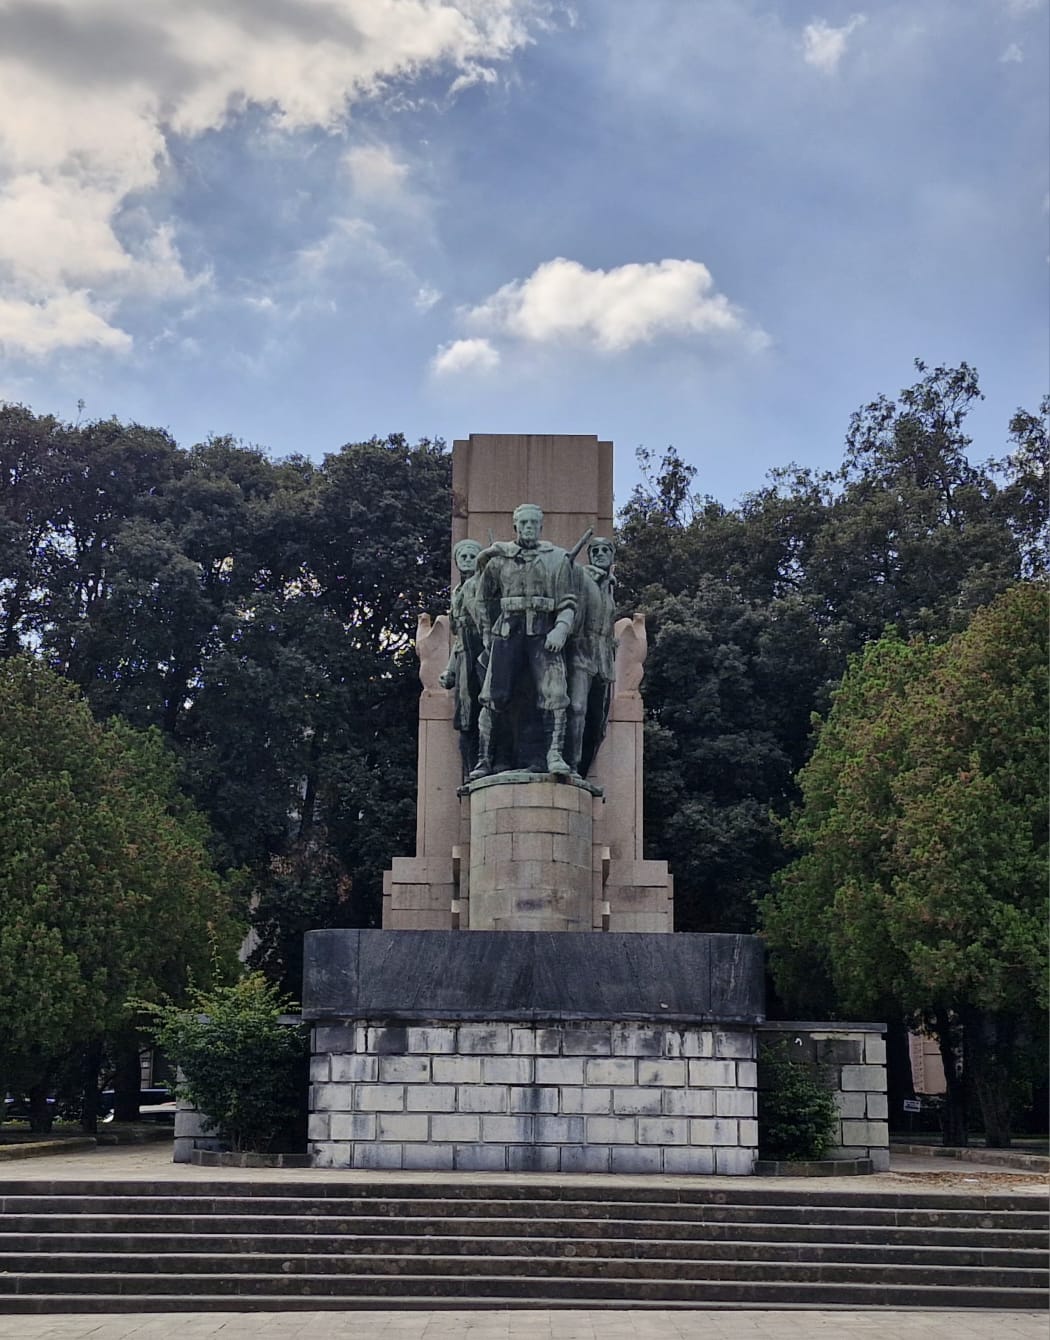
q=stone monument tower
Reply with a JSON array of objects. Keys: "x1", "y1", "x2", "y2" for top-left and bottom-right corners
[
  {"x1": 302, "y1": 434, "x2": 766, "y2": 1174},
  {"x1": 383, "y1": 433, "x2": 674, "y2": 935}
]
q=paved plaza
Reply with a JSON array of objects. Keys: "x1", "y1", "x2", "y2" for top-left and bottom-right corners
[{"x1": 0, "y1": 1307, "x2": 1046, "y2": 1340}]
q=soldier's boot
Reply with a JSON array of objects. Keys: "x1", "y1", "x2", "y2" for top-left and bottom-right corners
[
  {"x1": 467, "y1": 707, "x2": 496, "y2": 780},
  {"x1": 565, "y1": 706, "x2": 585, "y2": 775},
  {"x1": 546, "y1": 708, "x2": 571, "y2": 775}
]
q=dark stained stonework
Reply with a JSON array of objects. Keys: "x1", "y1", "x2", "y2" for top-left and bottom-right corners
[{"x1": 302, "y1": 929, "x2": 765, "y2": 1024}]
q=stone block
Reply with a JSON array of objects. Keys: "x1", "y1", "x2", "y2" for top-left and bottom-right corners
[
  {"x1": 679, "y1": 1031, "x2": 715, "y2": 1059},
  {"x1": 507, "y1": 1145, "x2": 561, "y2": 1172},
  {"x1": 688, "y1": 1059, "x2": 736, "y2": 1088},
  {"x1": 663, "y1": 1146, "x2": 715, "y2": 1174},
  {"x1": 607, "y1": 912, "x2": 672, "y2": 933},
  {"x1": 405, "y1": 1085, "x2": 456, "y2": 1112},
  {"x1": 433, "y1": 1057, "x2": 483, "y2": 1084},
  {"x1": 586, "y1": 1115, "x2": 637, "y2": 1144},
  {"x1": 610, "y1": 1147, "x2": 661, "y2": 1173},
  {"x1": 310, "y1": 1144, "x2": 343, "y2": 1168},
  {"x1": 309, "y1": 1056, "x2": 330, "y2": 1083},
  {"x1": 559, "y1": 1145, "x2": 611, "y2": 1173},
  {"x1": 406, "y1": 1026, "x2": 457, "y2": 1054},
  {"x1": 312, "y1": 1024, "x2": 357, "y2": 1053},
  {"x1": 870, "y1": 1148, "x2": 891, "y2": 1172},
  {"x1": 510, "y1": 1028, "x2": 539, "y2": 1055},
  {"x1": 865, "y1": 1036, "x2": 888, "y2": 1065},
  {"x1": 561, "y1": 1027, "x2": 613, "y2": 1056},
  {"x1": 841, "y1": 1119, "x2": 889, "y2": 1146},
  {"x1": 312, "y1": 1083, "x2": 354, "y2": 1111},
  {"x1": 513, "y1": 831, "x2": 554, "y2": 862},
  {"x1": 481, "y1": 1114, "x2": 534, "y2": 1143},
  {"x1": 458, "y1": 1085, "x2": 508, "y2": 1113},
  {"x1": 585, "y1": 1058, "x2": 635, "y2": 1085},
  {"x1": 353, "y1": 1143, "x2": 403, "y2": 1170},
  {"x1": 509, "y1": 1086, "x2": 559, "y2": 1114},
  {"x1": 307, "y1": 1113, "x2": 329, "y2": 1141},
  {"x1": 637, "y1": 1060, "x2": 686, "y2": 1087},
  {"x1": 403, "y1": 1143, "x2": 453, "y2": 1170},
  {"x1": 834, "y1": 1092, "x2": 867, "y2": 1118},
  {"x1": 738, "y1": 1119, "x2": 759, "y2": 1147},
  {"x1": 454, "y1": 1144, "x2": 506, "y2": 1172},
  {"x1": 716, "y1": 1089, "x2": 757, "y2": 1118},
  {"x1": 612, "y1": 1087, "x2": 662, "y2": 1116},
  {"x1": 638, "y1": 1117, "x2": 688, "y2": 1146},
  {"x1": 431, "y1": 1114, "x2": 480, "y2": 1142},
  {"x1": 329, "y1": 1113, "x2": 377, "y2": 1141},
  {"x1": 377, "y1": 1113, "x2": 428, "y2": 1142},
  {"x1": 457, "y1": 1023, "x2": 512, "y2": 1054},
  {"x1": 481, "y1": 1056, "x2": 533, "y2": 1085},
  {"x1": 536, "y1": 1057, "x2": 586, "y2": 1085},
  {"x1": 560, "y1": 1086, "x2": 611, "y2": 1115},
  {"x1": 866, "y1": 1092, "x2": 889, "y2": 1120},
  {"x1": 330, "y1": 1055, "x2": 378, "y2": 1083},
  {"x1": 735, "y1": 1061, "x2": 758, "y2": 1088},
  {"x1": 610, "y1": 1025, "x2": 663, "y2": 1057},
  {"x1": 841, "y1": 1064, "x2": 886, "y2": 1091},
  {"x1": 379, "y1": 1056, "x2": 430, "y2": 1084},
  {"x1": 662, "y1": 1089, "x2": 714, "y2": 1117},
  {"x1": 367, "y1": 1025, "x2": 411, "y2": 1055},
  {"x1": 533, "y1": 1028, "x2": 563, "y2": 1055},
  {"x1": 534, "y1": 1114, "x2": 585, "y2": 1143},
  {"x1": 355, "y1": 1085, "x2": 405, "y2": 1112},
  {"x1": 715, "y1": 1147, "x2": 755, "y2": 1175},
  {"x1": 690, "y1": 1118, "x2": 740, "y2": 1146},
  {"x1": 714, "y1": 1030, "x2": 754, "y2": 1060}
]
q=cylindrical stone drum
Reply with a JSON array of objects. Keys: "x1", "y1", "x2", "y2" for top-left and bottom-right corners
[{"x1": 467, "y1": 777, "x2": 595, "y2": 930}]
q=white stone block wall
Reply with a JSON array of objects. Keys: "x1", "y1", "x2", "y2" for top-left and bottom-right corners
[
  {"x1": 310, "y1": 1019, "x2": 758, "y2": 1174},
  {"x1": 758, "y1": 1023, "x2": 890, "y2": 1171}
]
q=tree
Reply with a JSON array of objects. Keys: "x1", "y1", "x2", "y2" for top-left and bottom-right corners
[
  {"x1": 761, "y1": 584, "x2": 1049, "y2": 1145},
  {"x1": 0, "y1": 658, "x2": 240, "y2": 1129}
]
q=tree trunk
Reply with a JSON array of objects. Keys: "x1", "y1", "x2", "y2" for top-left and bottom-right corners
[
  {"x1": 112, "y1": 1035, "x2": 142, "y2": 1123},
  {"x1": 967, "y1": 1009, "x2": 1014, "y2": 1148},
  {"x1": 79, "y1": 1039, "x2": 103, "y2": 1135},
  {"x1": 932, "y1": 1010, "x2": 968, "y2": 1147}
]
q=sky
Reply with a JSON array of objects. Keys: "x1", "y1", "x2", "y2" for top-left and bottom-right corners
[{"x1": 0, "y1": 0, "x2": 1047, "y2": 509}]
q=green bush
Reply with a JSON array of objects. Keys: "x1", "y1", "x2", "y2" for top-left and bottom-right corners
[
  {"x1": 143, "y1": 974, "x2": 307, "y2": 1153},
  {"x1": 758, "y1": 1041, "x2": 839, "y2": 1161}
]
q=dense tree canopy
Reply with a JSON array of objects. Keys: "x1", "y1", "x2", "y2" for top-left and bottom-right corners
[
  {"x1": 0, "y1": 658, "x2": 240, "y2": 1123},
  {"x1": 760, "y1": 584, "x2": 1048, "y2": 1144}
]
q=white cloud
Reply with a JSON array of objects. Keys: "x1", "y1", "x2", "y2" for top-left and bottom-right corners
[
  {"x1": 802, "y1": 15, "x2": 867, "y2": 74},
  {"x1": 0, "y1": 0, "x2": 540, "y2": 356},
  {"x1": 431, "y1": 337, "x2": 500, "y2": 376},
  {"x1": 460, "y1": 256, "x2": 767, "y2": 354},
  {"x1": 343, "y1": 143, "x2": 411, "y2": 199},
  {"x1": 999, "y1": 42, "x2": 1025, "y2": 62}
]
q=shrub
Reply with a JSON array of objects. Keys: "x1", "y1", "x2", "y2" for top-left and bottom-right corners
[
  {"x1": 758, "y1": 1040, "x2": 838, "y2": 1161},
  {"x1": 143, "y1": 974, "x2": 307, "y2": 1153}
]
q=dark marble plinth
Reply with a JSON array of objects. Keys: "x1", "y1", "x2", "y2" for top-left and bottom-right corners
[{"x1": 302, "y1": 929, "x2": 765, "y2": 1023}]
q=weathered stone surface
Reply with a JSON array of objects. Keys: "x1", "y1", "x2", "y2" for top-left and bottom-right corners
[{"x1": 302, "y1": 928, "x2": 766, "y2": 1022}]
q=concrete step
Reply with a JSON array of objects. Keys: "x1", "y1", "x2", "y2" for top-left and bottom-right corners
[
  {"x1": 0, "y1": 1194, "x2": 1041, "y2": 1230},
  {"x1": 0, "y1": 1181, "x2": 1042, "y2": 1312},
  {"x1": 0, "y1": 1213, "x2": 1042, "y2": 1251},
  {"x1": 0, "y1": 1232, "x2": 1041, "y2": 1268},
  {"x1": 0, "y1": 1273, "x2": 1044, "y2": 1309},
  {"x1": 2, "y1": 1252, "x2": 1044, "y2": 1290}
]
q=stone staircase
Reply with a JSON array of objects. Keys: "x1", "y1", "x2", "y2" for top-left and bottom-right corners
[{"x1": 0, "y1": 1179, "x2": 1045, "y2": 1311}]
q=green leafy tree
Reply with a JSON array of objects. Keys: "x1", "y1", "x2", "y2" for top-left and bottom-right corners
[
  {"x1": 0, "y1": 658, "x2": 240, "y2": 1129},
  {"x1": 758, "y1": 1041, "x2": 838, "y2": 1161},
  {"x1": 761, "y1": 584, "x2": 1049, "y2": 1146}
]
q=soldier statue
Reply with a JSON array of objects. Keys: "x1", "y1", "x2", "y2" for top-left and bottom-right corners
[
  {"x1": 439, "y1": 538, "x2": 484, "y2": 777},
  {"x1": 468, "y1": 504, "x2": 577, "y2": 779},
  {"x1": 567, "y1": 535, "x2": 617, "y2": 776}
]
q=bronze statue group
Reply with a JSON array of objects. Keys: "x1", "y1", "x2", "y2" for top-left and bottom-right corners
[{"x1": 440, "y1": 504, "x2": 616, "y2": 783}]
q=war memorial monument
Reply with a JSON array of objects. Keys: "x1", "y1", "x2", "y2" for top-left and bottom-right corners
[{"x1": 300, "y1": 434, "x2": 889, "y2": 1174}]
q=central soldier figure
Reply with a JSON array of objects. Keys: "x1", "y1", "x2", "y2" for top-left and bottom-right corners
[{"x1": 468, "y1": 503, "x2": 577, "y2": 779}]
